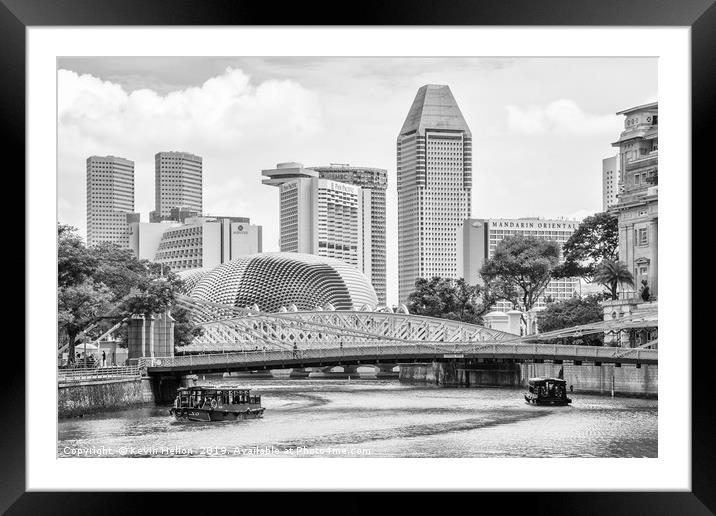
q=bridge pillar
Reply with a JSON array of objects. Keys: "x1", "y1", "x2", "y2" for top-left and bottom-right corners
[
  {"x1": 127, "y1": 311, "x2": 175, "y2": 360},
  {"x1": 374, "y1": 364, "x2": 399, "y2": 377}
]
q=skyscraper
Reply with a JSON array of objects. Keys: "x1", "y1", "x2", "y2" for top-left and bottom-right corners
[
  {"x1": 86, "y1": 155, "x2": 135, "y2": 247},
  {"x1": 602, "y1": 154, "x2": 621, "y2": 211},
  {"x1": 310, "y1": 164, "x2": 388, "y2": 304},
  {"x1": 262, "y1": 162, "x2": 370, "y2": 283},
  {"x1": 152, "y1": 151, "x2": 203, "y2": 222},
  {"x1": 397, "y1": 84, "x2": 472, "y2": 301}
]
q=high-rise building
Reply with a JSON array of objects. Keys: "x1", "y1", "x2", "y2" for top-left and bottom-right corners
[
  {"x1": 602, "y1": 154, "x2": 621, "y2": 211},
  {"x1": 397, "y1": 84, "x2": 472, "y2": 302},
  {"x1": 457, "y1": 217, "x2": 581, "y2": 310},
  {"x1": 135, "y1": 215, "x2": 262, "y2": 272},
  {"x1": 86, "y1": 155, "x2": 135, "y2": 247},
  {"x1": 310, "y1": 164, "x2": 388, "y2": 304},
  {"x1": 608, "y1": 102, "x2": 658, "y2": 297},
  {"x1": 152, "y1": 151, "x2": 203, "y2": 222},
  {"x1": 263, "y1": 163, "x2": 370, "y2": 278}
]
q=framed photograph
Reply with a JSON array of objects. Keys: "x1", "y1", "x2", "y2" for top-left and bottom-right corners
[{"x1": 9, "y1": 0, "x2": 710, "y2": 511}]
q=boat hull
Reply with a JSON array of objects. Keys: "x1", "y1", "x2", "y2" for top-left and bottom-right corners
[
  {"x1": 169, "y1": 407, "x2": 265, "y2": 422},
  {"x1": 524, "y1": 394, "x2": 572, "y2": 406}
]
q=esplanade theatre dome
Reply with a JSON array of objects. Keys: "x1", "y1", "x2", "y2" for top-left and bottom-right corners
[{"x1": 178, "y1": 252, "x2": 378, "y2": 312}]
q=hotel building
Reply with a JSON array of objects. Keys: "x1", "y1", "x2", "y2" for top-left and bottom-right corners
[
  {"x1": 396, "y1": 84, "x2": 472, "y2": 302},
  {"x1": 151, "y1": 151, "x2": 203, "y2": 222},
  {"x1": 310, "y1": 164, "x2": 388, "y2": 304},
  {"x1": 263, "y1": 162, "x2": 375, "y2": 296},
  {"x1": 602, "y1": 154, "x2": 621, "y2": 211},
  {"x1": 129, "y1": 216, "x2": 262, "y2": 273},
  {"x1": 608, "y1": 102, "x2": 658, "y2": 297},
  {"x1": 458, "y1": 217, "x2": 581, "y2": 310},
  {"x1": 86, "y1": 155, "x2": 135, "y2": 247}
]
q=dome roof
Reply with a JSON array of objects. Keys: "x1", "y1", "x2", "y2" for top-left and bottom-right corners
[{"x1": 185, "y1": 252, "x2": 378, "y2": 312}]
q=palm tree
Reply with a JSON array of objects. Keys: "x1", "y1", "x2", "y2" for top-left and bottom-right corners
[{"x1": 593, "y1": 259, "x2": 635, "y2": 300}]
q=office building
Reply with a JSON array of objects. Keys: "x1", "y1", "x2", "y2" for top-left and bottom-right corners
[
  {"x1": 602, "y1": 154, "x2": 621, "y2": 211},
  {"x1": 86, "y1": 155, "x2": 135, "y2": 247},
  {"x1": 458, "y1": 217, "x2": 581, "y2": 310},
  {"x1": 152, "y1": 151, "x2": 203, "y2": 222},
  {"x1": 608, "y1": 102, "x2": 658, "y2": 297},
  {"x1": 310, "y1": 164, "x2": 388, "y2": 304},
  {"x1": 129, "y1": 215, "x2": 262, "y2": 273},
  {"x1": 396, "y1": 84, "x2": 472, "y2": 301},
  {"x1": 262, "y1": 162, "x2": 370, "y2": 279}
]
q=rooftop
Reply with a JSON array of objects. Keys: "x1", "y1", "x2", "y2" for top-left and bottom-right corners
[{"x1": 399, "y1": 84, "x2": 471, "y2": 137}]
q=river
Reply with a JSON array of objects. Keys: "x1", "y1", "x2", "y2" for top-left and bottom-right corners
[{"x1": 58, "y1": 376, "x2": 657, "y2": 458}]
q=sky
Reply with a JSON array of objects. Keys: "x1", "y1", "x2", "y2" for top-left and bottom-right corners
[{"x1": 57, "y1": 56, "x2": 657, "y2": 305}]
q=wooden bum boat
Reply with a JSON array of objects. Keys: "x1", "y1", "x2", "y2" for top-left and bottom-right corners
[
  {"x1": 524, "y1": 377, "x2": 572, "y2": 406},
  {"x1": 169, "y1": 385, "x2": 265, "y2": 422}
]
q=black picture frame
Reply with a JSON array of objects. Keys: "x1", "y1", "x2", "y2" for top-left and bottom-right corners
[{"x1": 5, "y1": 0, "x2": 709, "y2": 513}]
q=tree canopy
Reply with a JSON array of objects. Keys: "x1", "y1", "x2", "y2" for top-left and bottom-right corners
[
  {"x1": 479, "y1": 235, "x2": 561, "y2": 312},
  {"x1": 406, "y1": 277, "x2": 495, "y2": 324},
  {"x1": 552, "y1": 212, "x2": 619, "y2": 281},
  {"x1": 537, "y1": 295, "x2": 605, "y2": 346},
  {"x1": 593, "y1": 259, "x2": 635, "y2": 301},
  {"x1": 57, "y1": 224, "x2": 202, "y2": 362}
]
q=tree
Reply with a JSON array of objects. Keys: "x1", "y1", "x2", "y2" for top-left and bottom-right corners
[
  {"x1": 173, "y1": 307, "x2": 205, "y2": 347},
  {"x1": 406, "y1": 277, "x2": 495, "y2": 324},
  {"x1": 58, "y1": 281, "x2": 113, "y2": 363},
  {"x1": 479, "y1": 235, "x2": 561, "y2": 312},
  {"x1": 57, "y1": 224, "x2": 202, "y2": 360},
  {"x1": 593, "y1": 259, "x2": 635, "y2": 300},
  {"x1": 639, "y1": 279, "x2": 651, "y2": 302},
  {"x1": 552, "y1": 212, "x2": 619, "y2": 281},
  {"x1": 537, "y1": 295, "x2": 605, "y2": 346},
  {"x1": 58, "y1": 223, "x2": 97, "y2": 288}
]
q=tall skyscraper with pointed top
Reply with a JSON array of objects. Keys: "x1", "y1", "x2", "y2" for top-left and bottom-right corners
[{"x1": 397, "y1": 84, "x2": 472, "y2": 302}]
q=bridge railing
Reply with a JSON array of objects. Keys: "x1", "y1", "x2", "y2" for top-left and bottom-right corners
[
  {"x1": 57, "y1": 365, "x2": 142, "y2": 384},
  {"x1": 143, "y1": 342, "x2": 657, "y2": 369}
]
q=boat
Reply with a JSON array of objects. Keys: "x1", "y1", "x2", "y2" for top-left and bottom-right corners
[
  {"x1": 524, "y1": 377, "x2": 572, "y2": 406},
  {"x1": 169, "y1": 385, "x2": 265, "y2": 421}
]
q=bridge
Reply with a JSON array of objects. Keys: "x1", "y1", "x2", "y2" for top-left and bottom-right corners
[{"x1": 137, "y1": 295, "x2": 657, "y2": 375}]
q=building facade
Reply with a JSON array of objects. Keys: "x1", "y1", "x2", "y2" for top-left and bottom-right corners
[
  {"x1": 608, "y1": 102, "x2": 658, "y2": 297},
  {"x1": 152, "y1": 151, "x2": 203, "y2": 222},
  {"x1": 310, "y1": 164, "x2": 388, "y2": 304},
  {"x1": 263, "y1": 163, "x2": 376, "y2": 292},
  {"x1": 129, "y1": 216, "x2": 262, "y2": 272},
  {"x1": 396, "y1": 84, "x2": 472, "y2": 302},
  {"x1": 86, "y1": 155, "x2": 135, "y2": 247},
  {"x1": 602, "y1": 154, "x2": 621, "y2": 211},
  {"x1": 457, "y1": 217, "x2": 581, "y2": 310}
]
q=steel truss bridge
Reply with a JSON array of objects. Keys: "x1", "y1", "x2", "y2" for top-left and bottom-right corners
[{"x1": 139, "y1": 296, "x2": 658, "y2": 375}]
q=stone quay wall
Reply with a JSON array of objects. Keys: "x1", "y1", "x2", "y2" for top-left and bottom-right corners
[
  {"x1": 399, "y1": 360, "x2": 657, "y2": 397},
  {"x1": 58, "y1": 378, "x2": 154, "y2": 418}
]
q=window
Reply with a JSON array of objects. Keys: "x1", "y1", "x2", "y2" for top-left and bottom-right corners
[{"x1": 637, "y1": 228, "x2": 648, "y2": 246}]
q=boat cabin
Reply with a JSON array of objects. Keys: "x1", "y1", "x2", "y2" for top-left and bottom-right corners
[
  {"x1": 524, "y1": 377, "x2": 571, "y2": 405},
  {"x1": 176, "y1": 386, "x2": 261, "y2": 410}
]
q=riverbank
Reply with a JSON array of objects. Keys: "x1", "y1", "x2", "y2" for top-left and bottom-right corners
[
  {"x1": 398, "y1": 361, "x2": 658, "y2": 398},
  {"x1": 58, "y1": 378, "x2": 154, "y2": 418}
]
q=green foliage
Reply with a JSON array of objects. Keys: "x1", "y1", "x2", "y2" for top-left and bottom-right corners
[
  {"x1": 593, "y1": 259, "x2": 635, "y2": 300},
  {"x1": 537, "y1": 295, "x2": 605, "y2": 345},
  {"x1": 57, "y1": 224, "x2": 201, "y2": 360},
  {"x1": 552, "y1": 212, "x2": 619, "y2": 281},
  {"x1": 479, "y1": 235, "x2": 561, "y2": 312},
  {"x1": 406, "y1": 277, "x2": 495, "y2": 324}
]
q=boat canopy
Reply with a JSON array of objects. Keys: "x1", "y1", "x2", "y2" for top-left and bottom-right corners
[{"x1": 527, "y1": 377, "x2": 566, "y2": 384}]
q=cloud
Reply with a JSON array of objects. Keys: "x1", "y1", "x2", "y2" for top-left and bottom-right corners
[
  {"x1": 506, "y1": 99, "x2": 619, "y2": 135},
  {"x1": 58, "y1": 67, "x2": 323, "y2": 149}
]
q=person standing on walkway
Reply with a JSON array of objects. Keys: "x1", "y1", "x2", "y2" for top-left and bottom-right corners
[{"x1": 102, "y1": 350, "x2": 106, "y2": 367}]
